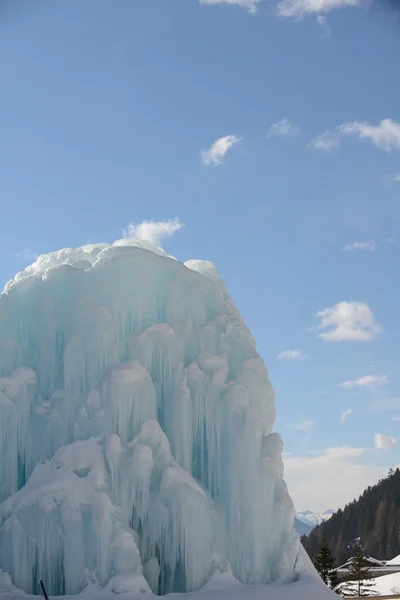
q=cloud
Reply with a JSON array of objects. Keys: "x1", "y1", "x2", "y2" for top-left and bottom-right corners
[
  {"x1": 311, "y1": 119, "x2": 400, "y2": 152},
  {"x1": 15, "y1": 248, "x2": 39, "y2": 261},
  {"x1": 340, "y1": 119, "x2": 400, "y2": 151},
  {"x1": 267, "y1": 118, "x2": 298, "y2": 138},
  {"x1": 343, "y1": 241, "x2": 375, "y2": 252},
  {"x1": 277, "y1": 349, "x2": 307, "y2": 360},
  {"x1": 199, "y1": 0, "x2": 262, "y2": 12},
  {"x1": 340, "y1": 409, "x2": 352, "y2": 424},
  {"x1": 375, "y1": 433, "x2": 396, "y2": 451},
  {"x1": 339, "y1": 374, "x2": 389, "y2": 389},
  {"x1": 288, "y1": 418, "x2": 314, "y2": 432},
  {"x1": 201, "y1": 135, "x2": 242, "y2": 167},
  {"x1": 393, "y1": 174, "x2": 400, "y2": 182},
  {"x1": 309, "y1": 129, "x2": 341, "y2": 151},
  {"x1": 316, "y1": 301, "x2": 383, "y2": 342},
  {"x1": 284, "y1": 446, "x2": 389, "y2": 512},
  {"x1": 316, "y1": 15, "x2": 331, "y2": 37},
  {"x1": 122, "y1": 218, "x2": 184, "y2": 245},
  {"x1": 276, "y1": 0, "x2": 364, "y2": 19},
  {"x1": 392, "y1": 416, "x2": 400, "y2": 422}
]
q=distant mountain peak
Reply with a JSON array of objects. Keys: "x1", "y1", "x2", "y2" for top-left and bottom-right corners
[{"x1": 296, "y1": 509, "x2": 335, "y2": 529}]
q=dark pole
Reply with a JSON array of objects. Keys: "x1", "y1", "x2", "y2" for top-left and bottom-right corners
[{"x1": 39, "y1": 580, "x2": 49, "y2": 600}]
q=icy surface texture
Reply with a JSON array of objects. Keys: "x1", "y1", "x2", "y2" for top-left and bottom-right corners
[{"x1": 0, "y1": 240, "x2": 301, "y2": 596}]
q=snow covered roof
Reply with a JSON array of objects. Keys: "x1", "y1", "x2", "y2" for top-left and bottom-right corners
[{"x1": 337, "y1": 555, "x2": 387, "y2": 571}]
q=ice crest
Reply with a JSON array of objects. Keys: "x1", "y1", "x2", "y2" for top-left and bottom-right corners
[{"x1": 0, "y1": 239, "x2": 301, "y2": 596}]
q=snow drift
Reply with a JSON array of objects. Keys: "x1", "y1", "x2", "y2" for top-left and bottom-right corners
[{"x1": 0, "y1": 239, "x2": 308, "y2": 597}]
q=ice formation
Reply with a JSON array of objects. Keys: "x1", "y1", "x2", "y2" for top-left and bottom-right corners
[{"x1": 0, "y1": 239, "x2": 301, "y2": 597}]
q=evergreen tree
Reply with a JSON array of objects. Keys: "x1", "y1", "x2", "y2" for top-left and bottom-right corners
[
  {"x1": 341, "y1": 544, "x2": 378, "y2": 597},
  {"x1": 328, "y1": 567, "x2": 339, "y2": 592},
  {"x1": 314, "y1": 539, "x2": 336, "y2": 586}
]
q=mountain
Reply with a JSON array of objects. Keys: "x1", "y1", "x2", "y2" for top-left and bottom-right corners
[
  {"x1": 295, "y1": 517, "x2": 313, "y2": 536},
  {"x1": 302, "y1": 468, "x2": 400, "y2": 566},
  {"x1": 296, "y1": 510, "x2": 335, "y2": 528}
]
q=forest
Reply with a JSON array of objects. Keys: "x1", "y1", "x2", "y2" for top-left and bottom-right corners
[{"x1": 301, "y1": 468, "x2": 400, "y2": 565}]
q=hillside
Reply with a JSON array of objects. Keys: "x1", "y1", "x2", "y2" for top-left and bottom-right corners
[
  {"x1": 295, "y1": 518, "x2": 313, "y2": 536},
  {"x1": 301, "y1": 468, "x2": 400, "y2": 566}
]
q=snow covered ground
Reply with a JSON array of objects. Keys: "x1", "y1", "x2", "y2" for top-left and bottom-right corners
[
  {"x1": 372, "y1": 572, "x2": 400, "y2": 595},
  {"x1": 340, "y1": 571, "x2": 400, "y2": 596},
  {"x1": 0, "y1": 567, "x2": 336, "y2": 600}
]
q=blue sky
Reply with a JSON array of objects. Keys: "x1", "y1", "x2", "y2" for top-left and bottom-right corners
[{"x1": 1, "y1": 0, "x2": 400, "y2": 511}]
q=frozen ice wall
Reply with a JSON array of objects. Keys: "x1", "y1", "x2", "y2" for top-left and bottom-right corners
[{"x1": 0, "y1": 240, "x2": 301, "y2": 596}]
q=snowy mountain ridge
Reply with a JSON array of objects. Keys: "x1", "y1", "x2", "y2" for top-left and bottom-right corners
[{"x1": 296, "y1": 510, "x2": 335, "y2": 529}]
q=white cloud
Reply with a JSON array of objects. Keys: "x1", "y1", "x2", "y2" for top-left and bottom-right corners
[
  {"x1": 284, "y1": 446, "x2": 388, "y2": 512},
  {"x1": 340, "y1": 409, "x2": 352, "y2": 424},
  {"x1": 201, "y1": 135, "x2": 242, "y2": 167},
  {"x1": 311, "y1": 118, "x2": 400, "y2": 153},
  {"x1": 201, "y1": 0, "x2": 366, "y2": 16},
  {"x1": 16, "y1": 248, "x2": 39, "y2": 261},
  {"x1": 309, "y1": 129, "x2": 341, "y2": 151},
  {"x1": 267, "y1": 118, "x2": 298, "y2": 138},
  {"x1": 276, "y1": 0, "x2": 364, "y2": 19},
  {"x1": 343, "y1": 241, "x2": 375, "y2": 252},
  {"x1": 123, "y1": 218, "x2": 184, "y2": 244},
  {"x1": 277, "y1": 349, "x2": 307, "y2": 360},
  {"x1": 392, "y1": 416, "x2": 400, "y2": 422},
  {"x1": 316, "y1": 301, "x2": 383, "y2": 342},
  {"x1": 340, "y1": 119, "x2": 400, "y2": 152},
  {"x1": 375, "y1": 433, "x2": 396, "y2": 451},
  {"x1": 393, "y1": 174, "x2": 400, "y2": 182},
  {"x1": 288, "y1": 418, "x2": 314, "y2": 432},
  {"x1": 199, "y1": 0, "x2": 262, "y2": 12},
  {"x1": 339, "y1": 375, "x2": 389, "y2": 389}
]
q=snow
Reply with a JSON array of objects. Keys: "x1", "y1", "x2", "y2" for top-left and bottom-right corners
[
  {"x1": 338, "y1": 555, "x2": 387, "y2": 570},
  {"x1": 340, "y1": 571, "x2": 400, "y2": 596},
  {"x1": 296, "y1": 510, "x2": 335, "y2": 528},
  {"x1": 0, "y1": 563, "x2": 336, "y2": 600},
  {"x1": 386, "y1": 554, "x2": 400, "y2": 566},
  {"x1": 371, "y1": 572, "x2": 400, "y2": 595},
  {"x1": 366, "y1": 557, "x2": 387, "y2": 567},
  {"x1": 0, "y1": 239, "x2": 335, "y2": 599}
]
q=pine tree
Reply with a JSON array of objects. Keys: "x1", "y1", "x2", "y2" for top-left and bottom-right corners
[
  {"x1": 328, "y1": 567, "x2": 340, "y2": 592},
  {"x1": 314, "y1": 538, "x2": 336, "y2": 586},
  {"x1": 341, "y1": 544, "x2": 378, "y2": 597}
]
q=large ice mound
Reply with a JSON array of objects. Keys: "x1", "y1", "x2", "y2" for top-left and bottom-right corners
[{"x1": 0, "y1": 239, "x2": 301, "y2": 597}]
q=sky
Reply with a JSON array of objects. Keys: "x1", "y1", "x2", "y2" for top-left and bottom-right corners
[{"x1": 1, "y1": 0, "x2": 400, "y2": 513}]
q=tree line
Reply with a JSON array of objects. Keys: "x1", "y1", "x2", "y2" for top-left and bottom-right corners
[{"x1": 302, "y1": 468, "x2": 400, "y2": 565}]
